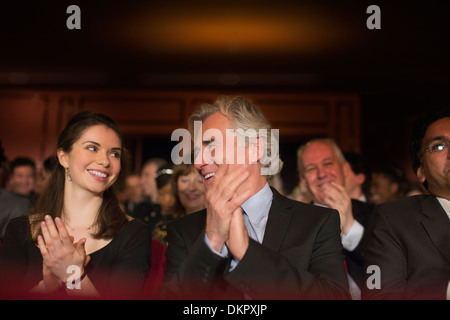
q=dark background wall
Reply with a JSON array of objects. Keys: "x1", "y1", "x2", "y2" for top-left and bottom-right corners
[{"x1": 1, "y1": 1, "x2": 449, "y2": 193}]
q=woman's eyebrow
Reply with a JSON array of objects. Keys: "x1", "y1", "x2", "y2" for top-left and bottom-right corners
[{"x1": 82, "y1": 141, "x2": 122, "y2": 150}]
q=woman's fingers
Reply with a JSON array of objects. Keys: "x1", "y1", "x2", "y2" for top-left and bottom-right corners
[
  {"x1": 37, "y1": 235, "x2": 50, "y2": 259},
  {"x1": 54, "y1": 217, "x2": 73, "y2": 247},
  {"x1": 40, "y1": 219, "x2": 57, "y2": 251}
]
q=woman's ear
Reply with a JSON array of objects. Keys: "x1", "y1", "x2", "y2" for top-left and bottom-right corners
[{"x1": 57, "y1": 148, "x2": 69, "y2": 168}]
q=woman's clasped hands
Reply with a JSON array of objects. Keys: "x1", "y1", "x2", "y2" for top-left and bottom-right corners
[{"x1": 35, "y1": 215, "x2": 90, "y2": 293}]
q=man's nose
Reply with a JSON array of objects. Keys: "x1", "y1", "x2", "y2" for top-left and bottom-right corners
[
  {"x1": 316, "y1": 166, "x2": 327, "y2": 179},
  {"x1": 194, "y1": 148, "x2": 205, "y2": 171}
]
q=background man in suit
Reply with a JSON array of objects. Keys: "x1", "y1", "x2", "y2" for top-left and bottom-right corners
[
  {"x1": 160, "y1": 96, "x2": 350, "y2": 299},
  {"x1": 297, "y1": 138, "x2": 373, "y2": 300},
  {"x1": 363, "y1": 110, "x2": 450, "y2": 300}
]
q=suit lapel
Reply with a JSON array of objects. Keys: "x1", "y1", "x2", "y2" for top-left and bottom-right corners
[
  {"x1": 262, "y1": 187, "x2": 293, "y2": 252},
  {"x1": 419, "y1": 196, "x2": 450, "y2": 263}
]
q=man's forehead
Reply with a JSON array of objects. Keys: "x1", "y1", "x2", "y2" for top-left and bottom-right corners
[
  {"x1": 202, "y1": 112, "x2": 232, "y2": 130},
  {"x1": 303, "y1": 142, "x2": 336, "y2": 162},
  {"x1": 424, "y1": 117, "x2": 450, "y2": 142}
]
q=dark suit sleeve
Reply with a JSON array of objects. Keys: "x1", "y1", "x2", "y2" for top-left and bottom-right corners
[
  {"x1": 362, "y1": 205, "x2": 408, "y2": 299},
  {"x1": 159, "y1": 221, "x2": 229, "y2": 299},
  {"x1": 225, "y1": 210, "x2": 350, "y2": 299},
  {"x1": 363, "y1": 204, "x2": 450, "y2": 300}
]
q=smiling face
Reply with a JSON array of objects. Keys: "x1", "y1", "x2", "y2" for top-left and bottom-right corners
[
  {"x1": 10, "y1": 165, "x2": 35, "y2": 196},
  {"x1": 57, "y1": 124, "x2": 122, "y2": 196},
  {"x1": 299, "y1": 141, "x2": 346, "y2": 204},
  {"x1": 177, "y1": 170, "x2": 206, "y2": 214},
  {"x1": 194, "y1": 112, "x2": 249, "y2": 189}
]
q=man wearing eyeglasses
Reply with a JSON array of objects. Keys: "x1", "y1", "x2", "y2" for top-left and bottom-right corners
[{"x1": 363, "y1": 109, "x2": 450, "y2": 300}]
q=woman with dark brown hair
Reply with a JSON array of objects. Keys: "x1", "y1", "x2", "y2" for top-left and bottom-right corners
[{"x1": 0, "y1": 111, "x2": 152, "y2": 299}]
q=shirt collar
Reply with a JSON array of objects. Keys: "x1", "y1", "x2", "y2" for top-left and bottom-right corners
[
  {"x1": 436, "y1": 196, "x2": 450, "y2": 220},
  {"x1": 242, "y1": 182, "x2": 273, "y2": 225}
]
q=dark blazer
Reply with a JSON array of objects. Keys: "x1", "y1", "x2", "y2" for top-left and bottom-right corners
[
  {"x1": 160, "y1": 187, "x2": 350, "y2": 300},
  {"x1": 362, "y1": 195, "x2": 450, "y2": 300}
]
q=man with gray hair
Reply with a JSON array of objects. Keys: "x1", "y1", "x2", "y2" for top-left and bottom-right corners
[
  {"x1": 160, "y1": 96, "x2": 350, "y2": 299},
  {"x1": 297, "y1": 138, "x2": 373, "y2": 299}
]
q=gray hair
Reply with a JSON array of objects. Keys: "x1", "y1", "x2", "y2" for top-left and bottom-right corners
[
  {"x1": 188, "y1": 96, "x2": 283, "y2": 176},
  {"x1": 297, "y1": 138, "x2": 345, "y2": 177}
]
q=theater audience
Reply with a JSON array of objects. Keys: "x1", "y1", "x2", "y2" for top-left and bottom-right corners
[
  {"x1": 161, "y1": 96, "x2": 349, "y2": 299},
  {"x1": 0, "y1": 111, "x2": 151, "y2": 299},
  {"x1": 0, "y1": 141, "x2": 30, "y2": 240}
]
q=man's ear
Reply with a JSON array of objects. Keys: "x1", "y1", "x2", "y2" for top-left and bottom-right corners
[
  {"x1": 57, "y1": 148, "x2": 69, "y2": 168},
  {"x1": 343, "y1": 161, "x2": 352, "y2": 176},
  {"x1": 356, "y1": 173, "x2": 366, "y2": 185},
  {"x1": 250, "y1": 136, "x2": 265, "y2": 163},
  {"x1": 416, "y1": 166, "x2": 426, "y2": 183}
]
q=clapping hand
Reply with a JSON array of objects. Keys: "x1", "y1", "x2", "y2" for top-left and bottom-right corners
[
  {"x1": 37, "y1": 215, "x2": 90, "y2": 288},
  {"x1": 205, "y1": 164, "x2": 252, "y2": 256},
  {"x1": 322, "y1": 182, "x2": 355, "y2": 235}
]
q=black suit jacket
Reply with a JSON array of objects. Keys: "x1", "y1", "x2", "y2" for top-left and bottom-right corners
[
  {"x1": 362, "y1": 195, "x2": 450, "y2": 299},
  {"x1": 159, "y1": 187, "x2": 350, "y2": 299}
]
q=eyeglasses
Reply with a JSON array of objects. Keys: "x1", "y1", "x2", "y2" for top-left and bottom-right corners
[{"x1": 420, "y1": 140, "x2": 450, "y2": 159}]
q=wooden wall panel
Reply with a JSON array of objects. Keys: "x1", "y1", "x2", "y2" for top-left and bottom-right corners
[
  {"x1": 78, "y1": 95, "x2": 186, "y2": 135},
  {"x1": 0, "y1": 89, "x2": 360, "y2": 171},
  {"x1": 0, "y1": 92, "x2": 48, "y2": 165}
]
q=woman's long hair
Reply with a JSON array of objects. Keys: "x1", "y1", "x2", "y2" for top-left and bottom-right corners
[{"x1": 30, "y1": 111, "x2": 130, "y2": 241}]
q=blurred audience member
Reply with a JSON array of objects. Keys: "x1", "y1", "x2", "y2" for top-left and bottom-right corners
[
  {"x1": 132, "y1": 158, "x2": 167, "y2": 228},
  {"x1": 369, "y1": 166, "x2": 408, "y2": 204},
  {"x1": 123, "y1": 172, "x2": 145, "y2": 215},
  {"x1": 152, "y1": 165, "x2": 176, "y2": 246},
  {"x1": 344, "y1": 152, "x2": 371, "y2": 202},
  {"x1": 288, "y1": 177, "x2": 313, "y2": 204},
  {"x1": 0, "y1": 143, "x2": 30, "y2": 240},
  {"x1": 268, "y1": 173, "x2": 285, "y2": 195},
  {"x1": 140, "y1": 158, "x2": 167, "y2": 205},
  {"x1": 8, "y1": 156, "x2": 37, "y2": 204},
  {"x1": 297, "y1": 138, "x2": 374, "y2": 300},
  {"x1": 35, "y1": 156, "x2": 57, "y2": 194},
  {"x1": 172, "y1": 163, "x2": 206, "y2": 216}
]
